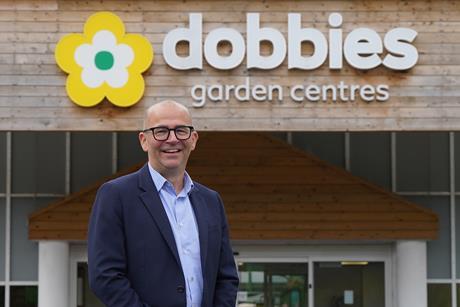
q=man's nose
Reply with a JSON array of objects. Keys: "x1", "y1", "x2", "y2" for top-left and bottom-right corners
[{"x1": 165, "y1": 130, "x2": 179, "y2": 142}]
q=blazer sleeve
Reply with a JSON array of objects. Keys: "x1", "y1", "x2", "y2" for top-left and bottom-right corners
[
  {"x1": 213, "y1": 193, "x2": 240, "y2": 306},
  {"x1": 87, "y1": 182, "x2": 151, "y2": 307}
]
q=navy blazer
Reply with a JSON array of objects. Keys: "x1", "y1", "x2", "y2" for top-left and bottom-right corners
[{"x1": 88, "y1": 164, "x2": 239, "y2": 307}]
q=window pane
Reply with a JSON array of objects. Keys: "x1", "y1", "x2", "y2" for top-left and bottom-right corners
[
  {"x1": 455, "y1": 197, "x2": 460, "y2": 278},
  {"x1": 117, "y1": 132, "x2": 146, "y2": 171},
  {"x1": 11, "y1": 286, "x2": 37, "y2": 307},
  {"x1": 407, "y1": 196, "x2": 451, "y2": 278},
  {"x1": 0, "y1": 198, "x2": 4, "y2": 280},
  {"x1": 11, "y1": 198, "x2": 57, "y2": 281},
  {"x1": 314, "y1": 262, "x2": 384, "y2": 307},
  {"x1": 292, "y1": 132, "x2": 344, "y2": 167},
  {"x1": 456, "y1": 284, "x2": 460, "y2": 307},
  {"x1": 0, "y1": 286, "x2": 4, "y2": 307},
  {"x1": 396, "y1": 132, "x2": 449, "y2": 192},
  {"x1": 0, "y1": 132, "x2": 5, "y2": 194},
  {"x1": 350, "y1": 132, "x2": 391, "y2": 189},
  {"x1": 454, "y1": 132, "x2": 460, "y2": 192},
  {"x1": 78, "y1": 263, "x2": 104, "y2": 307},
  {"x1": 71, "y1": 132, "x2": 112, "y2": 192},
  {"x1": 12, "y1": 132, "x2": 66, "y2": 194},
  {"x1": 237, "y1": 262, "x2": 308, "y2": 307},
  {"x1": 270, "y1": 132, "x2": 288, "y2": 141},
  {"x1": 428, "y1": 284, "x2": 451, "y2": 307}
]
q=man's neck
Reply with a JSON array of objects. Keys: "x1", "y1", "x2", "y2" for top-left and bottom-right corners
[
  {"x1": 165, "y1": 173, "x2": 184, "y2": 194},
  {"x1": 148, "y1": 162, "x2": 186, "y2": 194}
]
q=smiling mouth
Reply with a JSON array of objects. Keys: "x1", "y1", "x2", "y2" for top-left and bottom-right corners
[{"x1": 163, "y1": 149, "x2": 181, "y2": 153}]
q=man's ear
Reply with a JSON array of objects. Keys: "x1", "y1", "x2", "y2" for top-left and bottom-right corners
[
  {"x1": 190, "y1": 130, "x2": 199, "y2": 151},
  {"x1": 139, "y1": 132, "x2": 149, "y2": 152}
]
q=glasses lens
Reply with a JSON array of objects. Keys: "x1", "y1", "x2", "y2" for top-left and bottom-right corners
[
  {"x1": 175, "y1": 126, "x2": 192, "y2": 140},
  {"x1": 153, "y1": 127, "x2": 169, "y2": 140}
]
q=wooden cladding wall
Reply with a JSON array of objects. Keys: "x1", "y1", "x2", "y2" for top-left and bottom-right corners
[{"x1": 1, "y1": 0, "x2": 460, "y2": 131}]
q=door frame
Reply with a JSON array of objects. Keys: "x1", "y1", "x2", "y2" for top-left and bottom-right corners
[
  {"x1": 69, "y1": 243, "x2": 393, "y2": 307},
  {"x1": 308, "y1": 254, "x2": 391, "y2": 307},
  {"x1": 69, "y1": 244, "x2": 87, "y2": 307},
  {"x1": 235, "y1": 256, "x2": 310, "y2": 306},
  {"x1": 233, "y1": 244, "x2": 393, "y2": 307}
]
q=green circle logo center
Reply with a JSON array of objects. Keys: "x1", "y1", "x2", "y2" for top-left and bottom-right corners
[{"x1": 95, "y1": 51, "x2": 114, "y2": 70}]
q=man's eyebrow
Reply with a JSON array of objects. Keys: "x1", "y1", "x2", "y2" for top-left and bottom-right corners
[{"x1": 148, "y1": 125, "x2": 190, "y2": 128}]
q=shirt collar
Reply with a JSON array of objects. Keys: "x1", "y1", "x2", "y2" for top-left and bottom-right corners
[{"x1": 147, "y1": 163, "x2": 194, "y2": 195}]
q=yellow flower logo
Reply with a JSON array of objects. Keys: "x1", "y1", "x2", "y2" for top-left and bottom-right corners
[{"x1": 55, "y1": 12, "x2": 153, "y2": 107}]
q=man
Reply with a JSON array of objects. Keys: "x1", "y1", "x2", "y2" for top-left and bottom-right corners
[{"x1": 88, "y1": 100, "x2": 239, "y2": 307}]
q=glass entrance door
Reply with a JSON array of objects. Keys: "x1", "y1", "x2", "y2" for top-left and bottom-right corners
[
  {"x1": 313, "y1": 261, "x2": 385, "y2": 307},
  {"x1": 236, "y1": 261, "x2": 386, "y2": 307},
  {"x1": 237, "y1": 262, "x2": 309, "y2": 307}
]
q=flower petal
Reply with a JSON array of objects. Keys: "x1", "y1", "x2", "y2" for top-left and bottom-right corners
[
  {"x1": 106, "y1": 73, "x2": 145, "y2": 107},
  {"x1": 66, "y1": 73, "x2": 105, "y2": 107},
  {"x1": 74, "y1": 44, "x2": 96, "y2": 68},
  {"x1": 105, "y1": 68, "x2": 129, "y2": 88},
  {"x1": 81, "y1": 67, "x2": 105, "y2": 88},
  {"x1": 83, "y1": 12, "x2": 125, "y2": 41},
  {"x1": 112, "y1": 44, "x2": 134, "y2": 68},
  {"x1": 55, "y1": 34, "x2": 88, "y2": 73},
  {"x1": 92, "y1": 30, "x2": 117, "y2": 50},
  {"x1": 120, "y1": 34, "x2": 153, "y2": 73}
]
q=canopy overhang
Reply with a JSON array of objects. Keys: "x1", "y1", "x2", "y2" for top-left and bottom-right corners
[{"x1": 29, "y1": 132, "x2": 438, "y2": 241}]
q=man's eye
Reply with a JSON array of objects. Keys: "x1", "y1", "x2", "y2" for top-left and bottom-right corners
[
  {"x1": 155, "y1": 129, "x2": 168, "y2": 135},
  {"x1": 176, "y1": 128, "x2": 188, "y2": 135}
]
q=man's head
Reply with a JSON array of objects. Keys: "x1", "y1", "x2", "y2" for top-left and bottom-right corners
[{"x1": 139, "y1": 100, "x2": 198, "y2": 179}]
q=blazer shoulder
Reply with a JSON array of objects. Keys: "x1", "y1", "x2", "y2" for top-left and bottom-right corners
[
  {"x1": 192, "y1": 181, "x2": 225, "y2": 210},
  {"x1": 192, "y1": 181, "x2": 219, "y2": 197},
  {"x1": 98, "y1": 167, "x2": 142, "y2": 193}
]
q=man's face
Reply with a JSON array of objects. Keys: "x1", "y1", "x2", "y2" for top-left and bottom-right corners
[{"x1": 139, "y1": 104, "x2": 198, "y2": 177}]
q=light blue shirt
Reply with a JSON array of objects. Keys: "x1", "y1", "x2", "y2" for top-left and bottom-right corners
[{"x1": 148, "y1": 164, "x2": 203, "y2": 307}]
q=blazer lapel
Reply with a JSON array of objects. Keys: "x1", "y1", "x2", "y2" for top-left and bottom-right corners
[
  {"x1": 138, "y1": 164, "x2": 181, "y2": 267},
  {"x1": 189, "y1": 187, "x2": 209, "y2": 271}
]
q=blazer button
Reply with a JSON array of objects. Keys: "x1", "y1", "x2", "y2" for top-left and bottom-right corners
[{"x1": 177, "y1": 286, "x2": 185, "y2": 293}]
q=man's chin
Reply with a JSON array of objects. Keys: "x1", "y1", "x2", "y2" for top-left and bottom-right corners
[
  {"x1": 161, "y1": 162, "x2": 184, "y2": 172},
  {"x1": 149, "y1": 159, "x2": 182, "y2": 172}
]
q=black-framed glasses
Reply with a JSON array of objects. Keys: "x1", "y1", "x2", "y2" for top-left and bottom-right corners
[{"x1": 142, "y1": 125, "x2": 194, "y2": 141}]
